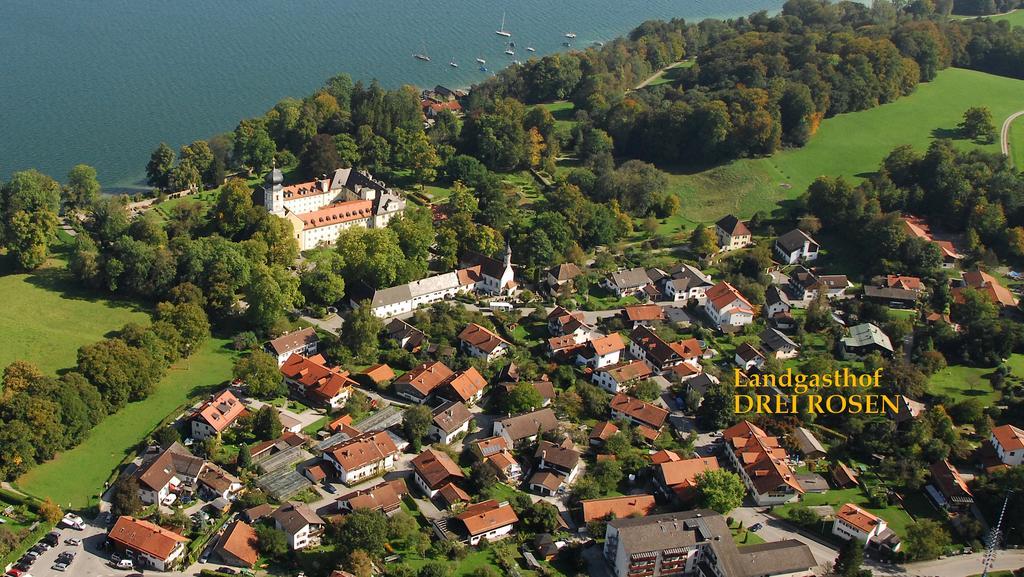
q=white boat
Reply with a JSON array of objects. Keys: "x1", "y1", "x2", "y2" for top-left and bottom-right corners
[
  {"x1": 527, "y1": 46, "x2": 536, "y2": 52},
  {"x1": 476, "y1": 57, "x2": 486, "y2": 64},
  {"x1": 414, "y1": 41, "x2": 430, "y2": 61},
  {"x1": 565, "y1": 32, "x2": 577, "y2": 39},
  {"x1": 449, "y1": 58, "x2": 458, "y2": 68},
  {"x1": 505, "y1": 48, "x2": 515, "y2": 56},
  {"x1": 496, "y1": 11, "x2": 512, "y2": 37}
]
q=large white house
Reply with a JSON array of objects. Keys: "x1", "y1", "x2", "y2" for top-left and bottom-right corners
[
  {"x1": 991, "y1": 424, "x2": 1024, "y2": 466},
  {"x1": 262, "y1": 167, "x2": 406, "y2": 251},
  {"x1": 704, "y1": 281, "x2": 755, "y2": 329},
  {"x1": 832, "y1": 503, "x2": 901, "y2": 552},
  {"x1": 322, "y1": 431, "x2": 399, "y2": 485}
]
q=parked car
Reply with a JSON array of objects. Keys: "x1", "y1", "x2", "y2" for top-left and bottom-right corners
[
  {"x1": 322, "y1": 482, "x2": 338, "y2": 494},
  {"x1": 114, "y1": 558, "x2": 134, "y2": 570},
  {"x1": 51, "y1": 562, "x2": 68, "y2": 572},
  {"x1": 64, "y1": 538, "x2": 81, "y2": 546},
  {"x1": 749, "y1": 523, "x2": 764, "y2": 532},
  {"x1": 216, "y1": 568, "x2": 238, "y2": 575}
]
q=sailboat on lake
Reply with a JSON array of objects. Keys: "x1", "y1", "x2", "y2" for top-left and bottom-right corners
[{"x1": 496, "y1": 11, "x2": 512, "y2": 37}]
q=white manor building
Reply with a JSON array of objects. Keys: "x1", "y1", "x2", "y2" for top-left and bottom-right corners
[{"x1": 262, "y1": 167, "x2": 406, "y2": 251}]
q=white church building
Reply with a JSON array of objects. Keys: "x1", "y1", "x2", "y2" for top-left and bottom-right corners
[{"x1": 263, "y1": 167, "x2": 406, "y2": 250}]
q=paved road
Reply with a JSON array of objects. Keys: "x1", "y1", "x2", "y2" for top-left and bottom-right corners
[
  {"x1": 870, "y1": 550, "x2": 1024, "y2": 577},
  {"x1": 1000, "y1": 110, "x2": 1024, "y2": 161}
]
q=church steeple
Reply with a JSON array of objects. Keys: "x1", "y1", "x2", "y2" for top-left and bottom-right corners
[{"x1": 503, "y1": 240, "x2": 512, "y2": 268}]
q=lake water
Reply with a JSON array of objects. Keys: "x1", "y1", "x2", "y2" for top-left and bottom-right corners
[{"x1": 1, "y1": 0, "x2": 787, "y2": 189}]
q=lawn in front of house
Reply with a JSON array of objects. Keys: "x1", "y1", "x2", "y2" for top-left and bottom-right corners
[
  {"x1": 775, "y1": 487, "x2": 917, "y2": 538},
  {"x1": 17, "y1": 337, "x2": 237, "y2": 509},
  {"x1": 0, "y1": 254, "x2": 151, "y2": 376}
]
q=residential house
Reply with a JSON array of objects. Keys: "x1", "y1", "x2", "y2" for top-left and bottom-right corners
[
  {"x1": 902, "y1": 215, "x2": 963, "y2": 268},
  {"x1": 589, "y1": 421, "x2": 619, "y2": 446},
  {"x1": 764, "y1": 286, "x2": 792, "y2": 319},
  {"x1": 832, "y1": 503, "x2": 901, "y2": 552},
  {"x1": 660, "y1": 264, "x2": 713, "y2": 304},
  {"x1": 499, "y1": 380, "x2": 554, "y2": 407},
  {"x1": 214, "y1": 520, "x2": 259, "y2": 569},
  {"x1": 107, "y1": 516, "x2": 189, "y2": 571},
  {"x1": 546, "y1": 262, "x2": 583, "y2": 293},
  {"x1": 134, "y1": 442, "x2": 206, "y2": 505},
  {"x1": 602, "y1": 267, "x2": 660, "y2": 298},
  {"x1": 280, "y1": 353, "x2": 356, "y2": 409},
  {"x1": 884, "y1": 275, "x2": 924, "y2": 292},
  {"x1": 190, "y1": 389, "x2": 246, "y2": 440},
  {"x1": 412, "y1": 448, "x2": 465, "y2": 498},
  {"x1": 529, "y1": 438, "x2": 581, "y2": 496},
  {"x1": 603, "y1": 510, "x2": 816, "y2": 577},
  {"x1": 265, "y1": 327, "x2": 320, "y2": 367},
  {"x1": 734, "y1": 343, "x2": 765, "y2": 372},
  {"x1": 791, "y1": 427, "x2": 827, "y2": 460},
  {"x1": 453, "y1": 500, "x2": 519, "y2": 545},
  {"x1": 840, "y1": 323, "x2": 894, "y2": 359},
  {"x1": 622, "y1": 304, "x2": 665, "y2": 328},
  {"x1": 436, "y1": 482, "x2": 473, "y2": 511},
  {"x1": 486, "y1": 448, "x2": 523, "y2": 481},
  {"x1": 832, "y1": 462, "x2": 859, "y2": 488},
  {"x1": 760, "y1": 327, "x2": 799, "y2": 360},
  {"x1": 197, "y1": 463, "x2": 242, "y2": 501},
  {"x1": 715, "y1": 215, "x2": 752, "y2": 251},
  {"x1": 629, "y1": 325, "x2": 702, "y2": 374},
  {"x1": 429, "y1": 400, "x2": 473, "y2": 444},
  {"x1": 458, "y1": 323, "x2": 512, "y2": 362},
  {"x1": 929, "y1": 460, "x2": 974, "y2": 511},
  {"x1": 322, "y1": 431, "x2": 400, "y2": 485},
  {"x1": 336, "y1": 478, "x2": 409, "y2": 515},
  {"x1": 788, "y1": 266, "x2": 850, "y2": 300},
  {"x1": 547, "y1": 306, "x2": 593, "y2": 340},
  {"x1": 581, "y1": 494, "x2": 656, "y2": 524},
  {"x1": 953, "y1": 270, "x2": 1020, "y2": 310},
  {"x1": 722, "y1": 421, "x2": 803, "y2": 506},
  {"x1": 592, "y1": 360, "x2": 653, "y2": 394},
  {"x1": 682, "y1": 373, "x2": 719, "y2": 406},
  {"x1": 704, "y1": 281, "x2": 755, "y2": 329},
  {"x1": 774, "y1": 229, "x2": 819, "y2": 264},
  {"x1": 393, "y1": 361, "x2": 455, "y2": 403},
  {"x1": 574, "y1": 332, "x2": 626, "y2": 369},
  {"x1": 250, "y1": 432, "x2": 308, "y2": 463},
  {"x1": 654, "y1": 456, "x2": 719, "y2": 502},
  {"x1": 990, "y1": 424, "x2": 1024, "y2": 466},
  {"x1": 609, "y1": 394, "x2": 669, "y2": 440},
  {"x1": 363, "y1": 363, "x2": 395, "y2": 388},
  {"x1": 272, "y1": 502, "x2": 325, "y2": 550},
  {"x1": 863, "y1": 285, "x2": 919, "y2": 309},
  {"x1": 494, "y1": 408, "x2": 559, "y2": 445},
  {"x1": 385, "y1": 318, "x2": 426, "y2": 352},
  {"x1": 438, "y1": 367, "x2": 488, "y2": 405}
]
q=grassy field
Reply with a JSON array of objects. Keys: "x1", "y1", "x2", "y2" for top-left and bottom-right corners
[
  {"x1": 775, "y1": 487, "x2": 917, "y2": 538},
  {"x1": 926, "y1": 352, "x2": 1024, "y2": 404},
  {"x1": 17, "y1": 337, "x2": 236, "y2": 509},
  {"x1": 1011, "y1": 117, "x2": 1024, "y2": 168},
  {"x1": 956, "y1": 9, "x2": 1024, "y2": 26},
  {"x1": 656, "y1": 67, "x2": 1024, "y2": 228},
  {"x1": 0, "y1": 254, "x2": 151, "y2": 375}
]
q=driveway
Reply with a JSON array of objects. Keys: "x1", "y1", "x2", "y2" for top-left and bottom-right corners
[
  {"x1": 869, "y1": 550, "x2": 1024, "y2": 577},
  {"x1": 730, "y1": 505, "x2": 838, "y2": 569}
]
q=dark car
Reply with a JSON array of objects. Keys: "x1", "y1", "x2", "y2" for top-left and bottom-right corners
[
  {"x1": 216, "y1": 568, "x2": 239, "y2": 575},
  {"x1": 13, "y1": 563, "x2": 31, "y2": 572},
  {"x1": 321, "y1": 482, "x2": 338, "y2": 494},
  {"x1": 749, "y1": 522, "x2": 764, "y2": 532}
]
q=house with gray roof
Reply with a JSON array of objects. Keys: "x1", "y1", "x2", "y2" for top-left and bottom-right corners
[
  {"x1": 760, "y1": 327, "x2": 799, "y2": 359},
  {"x1": 602, "y1": 267, "x2": 660, "y2": 298},
  {"x1": 774, "y1": 229, "x2": 819, "y2": 264},
  {"x1": 840, "y1": 323, "x2": 894, "y2": 359}
]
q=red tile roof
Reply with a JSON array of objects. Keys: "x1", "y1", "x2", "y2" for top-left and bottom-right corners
[
  {"x1": 456, "y1": 500, "x2": 518, "y2": 536},
  {"x1": 215, "y1": 520, "x2": 259, "y2": 567},
  {"x1": 280, "y1": 353, "x2": 356, "y2": 403},
  {"x1": 581, "y1": 494, "x2": 656, "y2": 522},
  {"x1": 609, "y1": 394, "x2": 669, "y2": 429},
  {"x1": 459, "y1": 323, "x2": 511, "y2": 354},
  {"x1": 364, "y1": 363, "x2": 395, "y2": 384},
  {"x1": 298, "y1": 200, "x2": 374, "y2": 230},
  {"x1": 443, "y1": 367, "x2": 487, "y2": 402},
  {"x1": 412, "y1": 448, "x2": 465, "y2": 490},
  {"x1": 108, "y1": 516, "x2": 188, "y2": 561},
  {"x1": 706, "y1": 281, "x2": 754, "y2": 314},
  {"x1": 836, "y1": 503, "x2": 882, "y2": 533},
  {"x1": 723, "y1": 421, "x2": 803, "y2": 496},
  {"x1": 597, "y1": 360, "x2": 652, "y2": 384},
  {"x1": 623, "y1": 304, "x2": 665, "y2": 322},
  {"x1": 325, "y1": 431, "x2": 399, "y2": 472},
  {"x1": 193, "y1": 389, "x2": 245, "y2": 433},
  {"x1": 395, "y1": 361, "x2": 455, "y2": 397},
  {"x1": 992, "y1": 424, "x2": 1024, "y2": 451}
]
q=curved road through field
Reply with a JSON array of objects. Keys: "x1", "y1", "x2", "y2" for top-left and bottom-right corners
[{"x1": 1000, "y1": 110, "x2": 1024, "y2": 161}]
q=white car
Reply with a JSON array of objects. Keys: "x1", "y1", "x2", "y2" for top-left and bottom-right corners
[
  {"x1": 115, "y1": 559, "x2": 134, "y2": 570},
  {"x1": 52, "y1": 563, "x2": 68, "y2": 572}
]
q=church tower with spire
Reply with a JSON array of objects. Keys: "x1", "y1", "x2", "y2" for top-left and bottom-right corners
[{"x1": 263, "y1": 163, "x2": 285, "y2": 216}]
